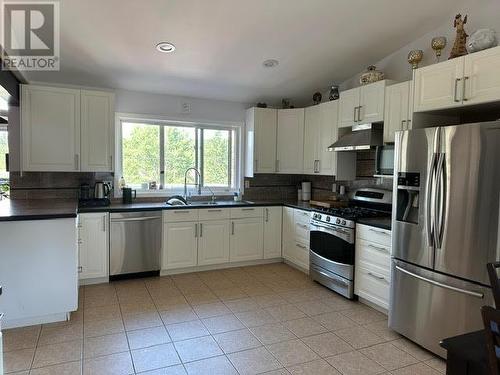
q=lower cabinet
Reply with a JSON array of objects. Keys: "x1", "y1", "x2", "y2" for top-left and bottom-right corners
[
  {"x1": 230, "y1": 217, "x2": 264, "y2": 262},
  {"x1": 162, "y1": 221, "x2": 198, "y2": 270},
  {"x1": 282, "y1": 207, "x2": 310, "y2": 271},
  {"x1": 78, "y1": 213, "x2": 109, "y2": 280},
  {"x1": 198, "y1": 220, "x2": 230, "y2": 266},
  {"x1": 354, "y1": 224, "x2": 392, "y2": 311},
  {"x1": 263, "y1": 207, "x2": 282, "y2": 259}
]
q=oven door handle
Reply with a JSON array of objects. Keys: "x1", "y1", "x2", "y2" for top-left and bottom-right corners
[
  {"x1": 310, "y1": 250, "x2": 352, "y2": 271},
  {"x1": 310, "y1": 222, "x2": 350, "y2": 236}
]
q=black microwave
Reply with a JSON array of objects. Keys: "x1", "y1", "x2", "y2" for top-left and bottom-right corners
[{"x1": 375, "y1": 145, "x2": 394, "y2": 176}]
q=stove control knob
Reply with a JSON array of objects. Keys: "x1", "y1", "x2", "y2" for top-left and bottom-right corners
[
  {"x1": 342, "y1": 220, "x2": 347, "y2": 225},
  {"x1": 326, "y1": 217, "x2": 330, "y2": 222},
  {"x1": 336, "y1": 218, "x2": 341, "y2": 224},
  {"x1": 316, "y1": 214, "x2": 321, "y2": 220}
]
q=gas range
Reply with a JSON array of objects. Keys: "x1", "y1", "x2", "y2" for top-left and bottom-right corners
[{"x1": 310, "y1": 206, "x2": 390, "y2": 229}]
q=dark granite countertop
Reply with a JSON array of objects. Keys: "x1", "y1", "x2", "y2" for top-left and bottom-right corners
[
  {"x1": 356, "y1": 217, "x2": 392, "y2": 230},
  {"x1": 0, "y1": 199, "x2": 78, "y2": 222}
]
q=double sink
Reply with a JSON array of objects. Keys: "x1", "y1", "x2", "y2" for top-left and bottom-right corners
[{"x1": 165, "y1": 196, "x2": 254, "y2": 207}]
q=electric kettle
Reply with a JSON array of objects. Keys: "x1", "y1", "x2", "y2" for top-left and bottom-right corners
[{"x1": 94, "y1": 182, "x2": 110, "y2": 199}]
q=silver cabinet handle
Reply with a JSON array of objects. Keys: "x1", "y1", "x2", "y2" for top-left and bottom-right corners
[
  {"x1": 454, "y1": 78, "x2": 462, "y2": 102},
  {"x1": 109, "y1": 155, "x2": 113, "y2": 169},
  {"x1": 296, "y1": 243, "x2": 307, "y2": 249},
  {"x1": 173, "y1": 210, "x2": 189, "y2": 214},
  {"x1": 297, "y1": 223, "x2": 308, "y2": 229},
  {"x1": 353, "y1": 106, "x2": 358, "y2": 122},
  {"x1": 241, "y1": 208, "x2": 254, "y2": 211},
  {"x1": 265, "y1": 208, "x2": 269, "y2": 222},
  {"x1": 367, "y1": 271, "x2": 387, "y2": 282},
  {"x1": 358, "y1": 106, "x2": 363, "y2": 121},
  {"x1": 231, "y1": 221, "x2": 235, "y2": 235},
  {"x1": 74, "y1": 154, "x2": 79, "y2": 170},
  {"x1": 401, "y1": 120, "x2": 407, "y2": 130},
  {"x1": 395, "y1": 265, "x2": 484, "y2": 298},
  {"x1": 78, "y1": 266, "x2": 83, "y2": 273},
  {"x1": 463, "y1": 76, "x2": 469, "y2": 101},
  {"x1": 199, "y1": 223, "x2": 203, "y2": 237},
  {"x1": 195, "y1": 223, "x2": 198, "y2": 238},
  {"x1": 407, "y1": 119, "x2": 412, "y2": 129},
  {"x1": 367, "y1": 243, "x2": 389, "y2": 253},
  {"x1": 368, "y1": 228, "x2": 390, "y2": 236},
  {"x1": 207, "y1": 209, "x2": 222, "y2": 212}
]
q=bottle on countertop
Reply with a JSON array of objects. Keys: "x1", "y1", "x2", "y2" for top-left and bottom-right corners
[{"x1": 118, "y1": 176, "x2": 126, "y2": 190}]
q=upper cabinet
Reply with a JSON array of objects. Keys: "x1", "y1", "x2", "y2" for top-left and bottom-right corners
[
  {"x1": 80, "y1": 90, "x2": 114, "y2": 172},
  {"x1": 303, "y1": 101, "x2": 338, "y2": 175},
  {"x1": 338, "y1": 80, "x2": 389, "y2": 128},
  {"x1": 245, "y1": 107, "x2": 277, "y2": 176},
  {"x1": 414, "y1": 46, "x2": 500, "y2": 112},
  {"x1": 21, "y1": 85, "x2": 81, "y2": 171},
  {"x1": 276, "y1": 108, "x2": 305, "y2": 174},
  {"x1": 383, "y1": 81, "x2": 413, "y2": 143},
  {"x1": 21, "y1": 84, "x2": 115, "y2": 172}
]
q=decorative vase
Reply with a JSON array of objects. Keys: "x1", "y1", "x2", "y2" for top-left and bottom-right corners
[
  {"x1": 359, "y1": 65, "x2": 384, "y2": 85},
  {"x1": 431, "y1": 36, "x2": 447, "y2": 62},
  {"x1": 329, "y1": 85, "x2": 339, "y2": 101},
  {"x1": 312, "y1": 92, "x2": 322, "y2": 105},
  {"x1": 407, "y1": 50, "x2": 424, "y2": 69}
]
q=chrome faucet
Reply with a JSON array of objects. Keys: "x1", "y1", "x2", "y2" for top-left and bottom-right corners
[
  {"x1": 183, "y1": 168, "x2": 217, "y2": 203},
  {"x1": 184, "y1": 167, "x2": 202, "y2": 200}
]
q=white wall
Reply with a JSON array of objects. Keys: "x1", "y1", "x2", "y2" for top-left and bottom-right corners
[
  {"x1": 339, "y1": 0, "x2": 500, "y2": 90},
  {"x1": 115, "y1": 89, "x2": 248, "y2": 125}
]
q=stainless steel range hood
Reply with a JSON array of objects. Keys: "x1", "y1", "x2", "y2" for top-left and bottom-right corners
[{"x1": 328, "y1": 123, "x2": 383, "y2": 151}]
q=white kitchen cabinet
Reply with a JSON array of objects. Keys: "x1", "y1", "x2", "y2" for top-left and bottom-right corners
[
  {"x1": 163, "y1": 221, "x2": 198, "y2": 269},
  {"x1": 414, "y1": 57, "x2": 465, "y2": 112},
  {"x1": 80, "y1": 90, "x2": 114, "y2": 172},
  {"x1": 354, "y1": 224, "x2": 391, "y2": 311},
  {"x1": 282, "y1": 208, "x2": 310, "y2": 271},
  {"x1": 338, "y1": 81, "x2": 388, "y2": 128},
  {"x1": 303, "y1": 100, "x2": 339, "y2": 175},
  {"x1": 383, "y1": 81, "x2": 412, "y2": 143},
  {"x1": 21, "y1": 85, "x2": 81, "y2": 171},
  {"x1": 230, "y1": 217, "x2": 264, "y2": 262},
  {"x1": 263, "y1": 207, "x2": 282, "y2": 259},
  {"x1": 245, "y1": 107, "x2": 277, "y2": 176},
  {"x1": 78, "y1": 213, "x2": 109, "y2": 280},
  {"x1": 198, "y1": 220, "x2": 230, "y2": 265},
  {"x1": 276, "y1": 108, "x2": 305, "y2": 174},
  {"x1": 463, "y1": 46, "x2": 500, "y2": 106}
]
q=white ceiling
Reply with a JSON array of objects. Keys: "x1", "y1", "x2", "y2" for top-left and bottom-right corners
[{"x1": 22, "y1": 0, "x2": 464, "y2": 105}]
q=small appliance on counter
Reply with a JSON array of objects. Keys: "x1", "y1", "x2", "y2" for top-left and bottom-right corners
[
  {"x1": 301, "y1": 181, "x2": 311, "y2": 201},
  {"x1": 78, "y1": 182, "x2": 111, "y2": 208}
]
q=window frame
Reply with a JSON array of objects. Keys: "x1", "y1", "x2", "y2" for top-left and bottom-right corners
[{"x1": 114, "y1": 112, "x2": 243, "y2": 198}]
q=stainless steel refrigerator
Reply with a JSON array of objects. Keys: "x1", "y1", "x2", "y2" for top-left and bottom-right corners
[{"x1": 389, "y1": 121, "x2": 500, "y2": 357}]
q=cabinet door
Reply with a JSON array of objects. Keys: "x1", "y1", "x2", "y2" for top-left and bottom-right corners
[
  {"x1": 78, "y1": 213, "x2": 108, "y2": 279},
  {"x1": 163, "y1": 222, "x2": 198, "y2": 269},
  {"x1": 276, "y1": 108, "x2": 305, "y2": 174},
  {"x1": 414, "y1": 57, "x2": 465, "y2": 112},
  {"x1": 198, "y1": 220, "x2": 230, "y2": 266},
  {"x1": 338, "y1": 87, "x2": 359, "y2": 128},
  {"x1": 230, "y1": 218, "x2": 263, "y2": 262},
  {"x1": 21, "y1": 85, "x2": 80, "y2": 171},
  {"x1": 383, "y1": 82, "x2": 410, "y2": 143},
  {"x1": 282, "y1": 207, "x2": 295, "y2": 258},
  {"x1": 359, "y1": 80, "x2": 386, "y2": 123},
  {"x1": 255, "y1": 108, "x2": 278, "y2": 173},
  {"x1": 264, "y1": 207, "x2": 282, "y2": 259},
  {"x1": 81, "y1": 90, "x2": 114, "y2": 172},
  {"x1": 317, "y1": 100, "x2": 338, "y2": 175},
  {"x1": 303, "y1": 105, "x2": 320, "y2": 174},
  {"x1": 463, "y1": 46, "x2": 500, "y2": 106}
]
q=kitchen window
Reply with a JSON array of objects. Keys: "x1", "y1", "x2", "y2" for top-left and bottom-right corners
[{"x1": 118, "y1": 116, "x2": 240, "y2": 195}]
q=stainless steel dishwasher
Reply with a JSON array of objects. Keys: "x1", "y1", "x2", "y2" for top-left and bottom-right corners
[{"x1": 110, "y1": 211, "x2": 162, "y2": 277}]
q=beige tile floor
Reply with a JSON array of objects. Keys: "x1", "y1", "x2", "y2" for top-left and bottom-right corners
[{"x1": 3, "y1": 263, "x2": 446, "y2": 375}]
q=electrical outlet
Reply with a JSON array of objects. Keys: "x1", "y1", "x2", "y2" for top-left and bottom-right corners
[{"x1": 244, "y1": 180, "x2": 250, "y2": 188}]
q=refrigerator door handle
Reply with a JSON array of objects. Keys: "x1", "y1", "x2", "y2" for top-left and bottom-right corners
[
  {"x1": 434, "y1": 153, "x2": 446, "y2": 249},
  {"x1": 426, "y1": 152, "x2": 438, "y2": 247},
  {"x1": 395, "y1": 265, "x2": 484, "y2": 299}
]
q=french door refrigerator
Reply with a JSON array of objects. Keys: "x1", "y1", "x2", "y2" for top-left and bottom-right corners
[{"x1": 389, "y1": 121, "x2": 500, "y2": 357}]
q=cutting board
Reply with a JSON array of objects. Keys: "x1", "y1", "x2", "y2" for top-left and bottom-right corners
[{"x1": 309, "y1": 200, "x2": 348, "y2": 208}]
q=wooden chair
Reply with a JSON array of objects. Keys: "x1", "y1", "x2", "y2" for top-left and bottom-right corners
[
  {"x1": 482, "y1": 306, "x2": 500, "y2": 375},
  {"x1": 487, "y1": 262, "x2": 500, "y2": 309}
]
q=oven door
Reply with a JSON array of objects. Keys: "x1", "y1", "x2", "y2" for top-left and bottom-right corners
[{"x1": 309, "y1": 222, "x2": 354, "y2": 280}]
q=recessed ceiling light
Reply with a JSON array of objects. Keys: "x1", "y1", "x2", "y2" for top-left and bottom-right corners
[
  {"x1": 263, "y1": 59, "x2": 279, "y2": 68},
  {"x1": 156, "y1": 42, "x2": 176, "y2": 53}
]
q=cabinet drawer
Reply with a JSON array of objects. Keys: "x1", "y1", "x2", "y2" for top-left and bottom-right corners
[
  {"x1": 294, "y1": 209, "x2": 311, "y2": 225},
  {"x1": 230, "y1": 207, "x2": 263, "y2": 219},
  {"x1": 354, "y1": 263, "x2": 390, "y2": 310},
  {"x1": 356, "y1": 239, "x2": 391, "y2": 272},
  {"x1": 164, "y1": 209, "x2": 199, "y2": 223},
  {"x1": 198, "y1": 208, "x2": 230, "y2": 221},
  {"x1": 284, "y1": 240, "x2": 309, "y2": 269},
  {"x1": 356, "y1": 224, "x2": 391, "y2": 246},
  {"x1": 294, "y1": 222, "x2": 310, "y2": 243}
]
